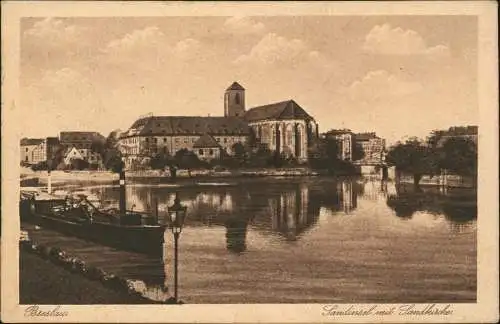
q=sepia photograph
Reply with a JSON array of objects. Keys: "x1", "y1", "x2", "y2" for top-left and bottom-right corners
[{"x1": 1, "y1": 1, "x2": 498, "y2": 323}]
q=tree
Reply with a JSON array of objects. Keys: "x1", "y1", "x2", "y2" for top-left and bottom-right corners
[
  {"x1": 248, "y1": 145, "x2": 274, "y2": 168},
  {"x1": 149, "y1": 152, "x2": 169, "y2": 170},
  {"x1": 439, "y1": 137, "x2": 477, "y2": 176},
  {"x1": 90, "y1": 138, "x2": 107, "y2": 160},
  {"x1": 31, "y1": 161, "x2": 48, "y2": 171},
  {"x1": 47, "y1": 144, "x2": 66, "y2": 171},
  {"x1": 174, "y1": 149, "x2": 203, "y2": 177},
  {"x1": 308, "y1": 137, "x2": 341, "y2": 173},
  {"x1": 386, "y1": 138, "x2": 437, "y2": 187},
  {"x1": 232, "y1": 142, "x2": 247, "y2": 166},
  {"x1": 70, "y1": 158, "x2": 90, "y2": 171},
  {"x1": 106, "y1": 130, "x2": 121, "y2": 148},
  {"x1": 91, "y1": 130, "x2": 123, "y2": 172}
]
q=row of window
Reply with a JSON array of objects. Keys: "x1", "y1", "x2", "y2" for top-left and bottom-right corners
[
  {"x1": 198, "y1": 149, "x2": 215, "y2": 156},
  {"x1": 123, "y1": 137, "x2": 139, "y2": 144},
  {"x1": 126, "y1": 146, "x2": 217, "y2": 157},
  {"x1": 63, "y1": 143, "x2": 92, "y2": 149},
  {"x1": 143, "y1": 137, "x2": 243, "y2": 144}
]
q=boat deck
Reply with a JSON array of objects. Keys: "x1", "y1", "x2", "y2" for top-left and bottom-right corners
[{"x1": 20, "y1": 188, "x2": 66, "y2": 201}]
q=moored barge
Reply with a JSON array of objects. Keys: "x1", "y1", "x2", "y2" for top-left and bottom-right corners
[{"x1": 20, "y1": 190, "x2": 167, "y2": 257}]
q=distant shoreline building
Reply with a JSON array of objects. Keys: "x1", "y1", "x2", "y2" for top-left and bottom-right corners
[
  {"x1": 434, "y1": 126, "x2": 478, "y2": 147},
  {"x1": 60, "y1": 131, "x2": 106, "y2": 166},
  {"x1": 322, "y1": 129, "x2": 355, "y2": 161},
  {"x1": 354, "y1": 132, "x2": 386, "y2": 165},
  {"x1": 20, "y1": 137, "x2": 59, "y2": 165},
  {"x1": 118, "y1": 82, "x2": 319, "y2": 169},
  {"x1": 20, "y1": 132, "x2": 106, "y2": 168}
]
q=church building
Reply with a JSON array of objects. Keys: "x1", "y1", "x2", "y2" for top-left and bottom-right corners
[{"x1": 118, "y1": 82, "x2": 319, "y2": 169}]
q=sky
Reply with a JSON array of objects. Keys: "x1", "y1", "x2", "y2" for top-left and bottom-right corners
[{"x1": 20, "y1": 15, "x2": 478, "y2": 144}]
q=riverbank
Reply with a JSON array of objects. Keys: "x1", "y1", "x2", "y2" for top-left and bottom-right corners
[
  {"x1": 22, "y1": 168, "x2": 321, "y2": 186},
  {"x1": 20, "y1": 249, "x2": 156, "y2": 304},
  {"x1": 398, "y1": 174, "x2": 476, "y2": 189},
  {"x1": 21, "y1": 169, "x2": 475, "y2": 189}
]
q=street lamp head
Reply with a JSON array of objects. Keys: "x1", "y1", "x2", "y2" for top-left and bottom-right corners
[{"x1": 168, "y1": 193, "x2": 187, "y2": 234}]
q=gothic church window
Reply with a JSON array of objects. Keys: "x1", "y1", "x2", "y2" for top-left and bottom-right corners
[{"x1": 235, "y1": 93, "x2": 240, "y2": 105}]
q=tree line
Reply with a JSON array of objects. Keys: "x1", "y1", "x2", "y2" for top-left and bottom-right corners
[
  {"x1": 385, "y1": 130, "x2": 477, "y2": 187},
  {"x1": 27, "y1": 129, "x2": 367, "y2": 176}
]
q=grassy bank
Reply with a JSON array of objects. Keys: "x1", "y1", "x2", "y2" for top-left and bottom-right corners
[{"x1": 20, "y1": 250, "x2": 156, "y2": 304}]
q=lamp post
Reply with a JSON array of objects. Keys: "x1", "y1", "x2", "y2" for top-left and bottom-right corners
[{"x1": 167, "y1": 193, "x2": 187, "y2": 303}]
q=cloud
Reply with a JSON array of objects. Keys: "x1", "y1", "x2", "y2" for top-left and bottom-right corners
[
  {"x1": 234, "y1": 33, "x2": 320, "y2": 65},
  {"x1": 102, "y1": 27, "x2": 206, "y2": 67},
  {"x1": 343, "y1": 70, "x2": 423, "y2": 99},
  {"x1": 363, "y1": 24, "x2": 450, "y2": 56},
  {"x1": 171, "y1": 38, "x2": 203, "y2": 60},
  {"x1": 103, "y1": 26, "x2": 168, "y2": 56},
  {"x1": 21, "y1": 67, "x2": 106, "y2": 136},
  {"x1": 26, "y1": 67, "x2": 98, "y2": 106},
  {"x1": 223, "y1": 16, "x2": 266, "y2": 35},
  {"x1": 24, "y1": 18, "x2": 86, "y2": 42},
  {"x1": 22, "y1": 18, "x2": 91, "y2": 63}
]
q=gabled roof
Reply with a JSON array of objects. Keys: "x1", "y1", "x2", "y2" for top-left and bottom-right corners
[
  {"x1": 60, "y1": 131, "x2": 105, "y2": 143},
  {"x1": 244, "y1": 100, "x2": 314, "y2": 122},
  {"x1": 20, "y1": 138, "x2": 44, "y2": 146},
  {"x1": 121, "y1": 116, "x2": 250, "y2": 138},
  {"x1": 226, "y1": 82, "x2": 245, "y2": 91},
  {"x1": 193, "y1": 134, "x2": 221, "y2": 148},
  {"x1": 63, "y1": 146, "x2": 84, "y2": 158}
]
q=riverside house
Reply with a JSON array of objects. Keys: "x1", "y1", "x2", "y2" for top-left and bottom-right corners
[
  {"x1": 59, "y1": 131, "x2": 106, "y2": 167},
  {"x1": 20, "y1": 137, "x2": 60, "y2": 165}
]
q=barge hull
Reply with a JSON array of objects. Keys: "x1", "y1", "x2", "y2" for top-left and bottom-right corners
[{"x1": 20, "y1": 200, "x2": 165, "y2": 257}]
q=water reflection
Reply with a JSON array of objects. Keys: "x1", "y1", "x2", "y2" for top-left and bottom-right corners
[
  {"x1": 86, "y1": 178, "x2": 477, "y2": 243},
  {"x1": 251, "y1": 183, "x2": 319, "y2": 241},
  {"x1": 72, "y1": 177, "x2": 477, "y2": 303},
  {"x1": 385, "y1": 182, "x2": 477, "y2": 228},
  {"x1": 225, "y1": 215, "x2": 249, "y2": 253}
]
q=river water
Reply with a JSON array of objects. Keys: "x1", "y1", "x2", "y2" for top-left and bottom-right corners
[{"x1": 39, "y1": 177, "x2": 477, "y2": 303}]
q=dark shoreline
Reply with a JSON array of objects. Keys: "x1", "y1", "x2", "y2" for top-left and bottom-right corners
[{"x1": 19, "y1": 240, "x2": 173, "y2": 304}]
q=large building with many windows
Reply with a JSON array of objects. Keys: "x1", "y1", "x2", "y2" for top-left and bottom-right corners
[
  {"x1": 20, "y1": 137, "x2": 59, "y2": 165},
  {"x1": 322, "y1": 129, "x2": 355, "y2": 161},
  {"x1": 118, "y1": 82, "x2": 319, "y2": 169},
  {"x1": 354, "y1": 132, "x2": 386, "y2": 164}
]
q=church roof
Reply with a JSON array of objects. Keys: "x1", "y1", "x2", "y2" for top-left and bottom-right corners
[
  {"x1": 193, "y1": 134, "x2": 220, "y2": 148},
  {"x1": 122, "y1": 116, "x2": 250, "y2": 138},
  {"x1": 244, "y1": 100, "x2": 314, "y2": 122},
  {"x1": 226, "y1": 82, "x2": 245, "y2": 91}
]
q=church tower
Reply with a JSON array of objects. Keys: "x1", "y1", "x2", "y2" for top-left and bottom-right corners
[{"x1": 224, "y1": 82, "x2": 245, "y2": 117}]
